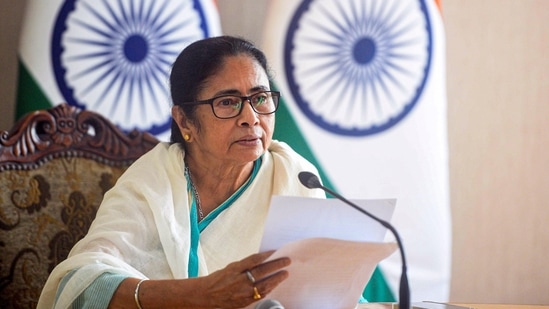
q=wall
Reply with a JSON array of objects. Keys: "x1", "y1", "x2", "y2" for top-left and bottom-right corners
[
  {"x1": 0, "y1": 0, "x2": 25, "y2": 129},
  {"x1": 444, "y1": 0, "x2": 549, "y2": 304},
  {"x1": 1, "y1": 0, "x2": 548, "y2": 305}
]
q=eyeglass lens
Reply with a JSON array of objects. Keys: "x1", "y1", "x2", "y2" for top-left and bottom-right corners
[{"x1": 212, "y1": 92, "x2": 278, "y2": 118}]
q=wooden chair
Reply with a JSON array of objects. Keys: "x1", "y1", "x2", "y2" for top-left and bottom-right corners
[{"x1": 0, "y1": 103, "x2": 159, "y2": 308}]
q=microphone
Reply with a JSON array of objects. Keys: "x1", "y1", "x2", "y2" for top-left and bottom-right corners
[
  {"x1": 254, "y1": 299, "x2": 284, "y2": 309},
  {"x1": 298, "y1": 171, "x2": 410, "y2": 309}
]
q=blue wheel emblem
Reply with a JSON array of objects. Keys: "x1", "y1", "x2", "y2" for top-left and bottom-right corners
[
  {"x1": 284, "y1": 0, "x2": 433, "y2": 136},
  {"x1": 52, "y1": 0, "x2": 214, "y2": 136}
]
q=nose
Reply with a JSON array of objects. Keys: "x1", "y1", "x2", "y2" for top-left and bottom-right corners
[{"x1": 237, "y1": 99, "x2": 259, "y2": 127}]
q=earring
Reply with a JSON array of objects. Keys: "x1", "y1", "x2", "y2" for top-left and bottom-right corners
[{"x1": 183, "y1": 134, "x2": 190, "y2": 141}]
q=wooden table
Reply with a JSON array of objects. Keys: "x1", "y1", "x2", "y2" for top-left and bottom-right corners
[{"x1": 356, "y1": 303, "x2": 549, "y2": 309}]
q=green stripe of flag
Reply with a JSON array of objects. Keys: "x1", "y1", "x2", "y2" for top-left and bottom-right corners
[
  {"x1": 272, "y1": 89, "x2": 396, "y2": 302},
  {"x1": 364, "y1": 268, "x2": 396, "y2": 302},
  {"x1": 15, "y1": 58, "x2": 53, "y2": 120},
  {"x1": 272, "y1": 94, "x2": 335, "y2": 190}
]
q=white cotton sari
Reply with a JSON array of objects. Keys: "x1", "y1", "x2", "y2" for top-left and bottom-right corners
[{"x1": 37, "y1": 141, "x2": 324, "y2": 309}]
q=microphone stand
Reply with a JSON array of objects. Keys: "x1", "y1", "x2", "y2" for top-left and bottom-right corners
[{"x1": 299, "y1": 172, "x2": 410, "y2": 309}]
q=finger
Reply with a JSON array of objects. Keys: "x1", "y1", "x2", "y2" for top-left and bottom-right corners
[
  {"x1": 226, "y1": 250, "x2": 275, "y2": 274},
  {"x1": 242, "y1": 250, "x2": 276, "y2": 265},
  {"x1": 251, "y1": 269, "x2": 290, "y2": 299},
  {"x1": 243, "y1": 257, "x2": 291, "y2": 300},
  {"x1": 249, "y1": 257, "x2": 291, "y2": 281}
]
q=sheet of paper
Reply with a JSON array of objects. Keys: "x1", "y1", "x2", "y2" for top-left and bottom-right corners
[
  {"x1": 252, "y1": 196, "x2": 398, "y2": 309},
  {"x1": 260, "y1": 196, "x2": 396, "y2": 251},
  {"x1": 249, "y1": 238, "x2": 397, "y2": 309}
]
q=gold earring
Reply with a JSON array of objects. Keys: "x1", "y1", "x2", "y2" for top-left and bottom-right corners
[{"x1": 183, "y1": 134, "x2": 190, "y2": 141}]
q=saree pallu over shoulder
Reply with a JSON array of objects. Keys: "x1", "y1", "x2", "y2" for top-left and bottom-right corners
[
  {"x1": 38, "y1": 143, "x2": 188, "y2": 308},
  {"x1": 37, "y1": 141, "x2": 324, "y2": 308}
]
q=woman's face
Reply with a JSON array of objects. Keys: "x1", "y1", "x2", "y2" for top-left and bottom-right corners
[{"x1": 182, "y1": 55, "x2": 275, "y2": 167}]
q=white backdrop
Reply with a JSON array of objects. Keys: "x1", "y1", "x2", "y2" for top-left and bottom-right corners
[{"x1": 1, "y1": 0, "x2": 549, "y2": 305}]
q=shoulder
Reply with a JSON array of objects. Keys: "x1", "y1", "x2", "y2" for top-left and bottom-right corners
[
  {"x1": 264, "y1": 140, "x2": 324, "y2": 197},
  {"x1": 130, "y1": 142, "x2": 182, "y2": 168},
  {"x1": 267, "y1": 140, "x2": 301, "y2": 160},
  {"x1": 116, "y1": 142, "x2": 184, "y2": 182},
  {"x1": 267, "y1": 140, "x2": 319, "y2": 175}
]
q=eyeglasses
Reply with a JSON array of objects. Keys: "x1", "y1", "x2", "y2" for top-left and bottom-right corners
[{"x1": 181, "y1": 91, "x2": 280, "y2": 119}]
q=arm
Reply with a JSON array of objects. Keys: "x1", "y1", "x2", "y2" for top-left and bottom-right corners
[
  {"x1": 56, "y1": 271, "x2": 127, "y2": 308},
  {"x1": 108, "y1": 251, "x2": 290, "y2": 309}
]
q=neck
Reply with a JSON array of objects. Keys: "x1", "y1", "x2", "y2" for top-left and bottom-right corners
[
  {"x1": 184, "y1": 157, "x2": 255, "y2": 213},
  {"x1": 185, "y1": 165, "x2": 204, "y2": 220}
]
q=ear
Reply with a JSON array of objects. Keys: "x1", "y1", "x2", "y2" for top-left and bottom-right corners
[{"x1": 171, "y1": 105, "x2": 192, "y2": 137}]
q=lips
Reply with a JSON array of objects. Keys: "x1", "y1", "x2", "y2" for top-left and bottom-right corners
[
  {"x1": 240, "y1": 137, "x2": 258, "y2": 142},
  {"x1": 236, "y1": 135, "x2": 261, "y2": 145}
]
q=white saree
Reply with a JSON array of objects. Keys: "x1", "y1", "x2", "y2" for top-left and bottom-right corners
[{"x1": 37, "y1": 141, "x2": 324, "y2": 309}]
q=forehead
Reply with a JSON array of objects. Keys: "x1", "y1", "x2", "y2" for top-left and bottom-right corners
[{"x1": 200, "y1": 55, "x2": 269, "y2": 94}]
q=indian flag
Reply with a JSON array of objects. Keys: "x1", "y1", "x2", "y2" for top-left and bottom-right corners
[
  {"x1": 264, "y1": 0, "x2": 451, "y2": 303},
  {"x1": 16, "y1": 0, "x2": 221, "y2": 141}
]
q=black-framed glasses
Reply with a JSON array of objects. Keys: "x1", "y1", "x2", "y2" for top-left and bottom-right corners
[{"x1": 181, "y1": 91, "x2": 280, "y2": 119}]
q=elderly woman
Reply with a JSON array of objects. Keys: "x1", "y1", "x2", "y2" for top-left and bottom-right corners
[{"x1": 37, "y1": 36, "x2": 324, "y2": 308}]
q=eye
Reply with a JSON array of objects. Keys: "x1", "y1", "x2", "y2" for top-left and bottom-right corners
[
  {"x1": 216, "y1": 96, "x2": 241, "y2": 109},
  {"x1": 252, "y1": 93, "x2": 268, "y2": 105}
]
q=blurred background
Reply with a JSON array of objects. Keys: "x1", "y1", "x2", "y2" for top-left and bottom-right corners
[{"x1": 1, "y1": 0, "x2": 548, "y2": 305}]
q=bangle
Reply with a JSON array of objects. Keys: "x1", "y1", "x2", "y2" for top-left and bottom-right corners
[{"x1": 134, "y1": 279, "x2": 147, "y2": 309}]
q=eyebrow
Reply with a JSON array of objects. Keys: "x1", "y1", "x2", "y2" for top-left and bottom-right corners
[{"x1": 212, "y1": 86, "x2": 269, "y2": 97}]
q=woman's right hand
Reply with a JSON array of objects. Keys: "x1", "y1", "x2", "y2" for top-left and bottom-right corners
[
  {"x1": 199, "y1": 250, "x2": 291, "y2": 308},
  {"x1": 111, "y1": 251, "x2": 291, "y2": 309}
]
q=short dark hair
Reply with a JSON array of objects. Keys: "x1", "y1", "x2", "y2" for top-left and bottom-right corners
[{"x1": 169, "y1": 36, "x2": 271, "y2": 144}]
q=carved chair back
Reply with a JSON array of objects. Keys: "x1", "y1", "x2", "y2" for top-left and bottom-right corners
[{"x1": 0, "y1": 103, "x2": 159, "y2": 308}]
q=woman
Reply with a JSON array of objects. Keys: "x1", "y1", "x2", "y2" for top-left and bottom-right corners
[{"x1": 37, "y1": 36, "x2": 324, "y2": 308}]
